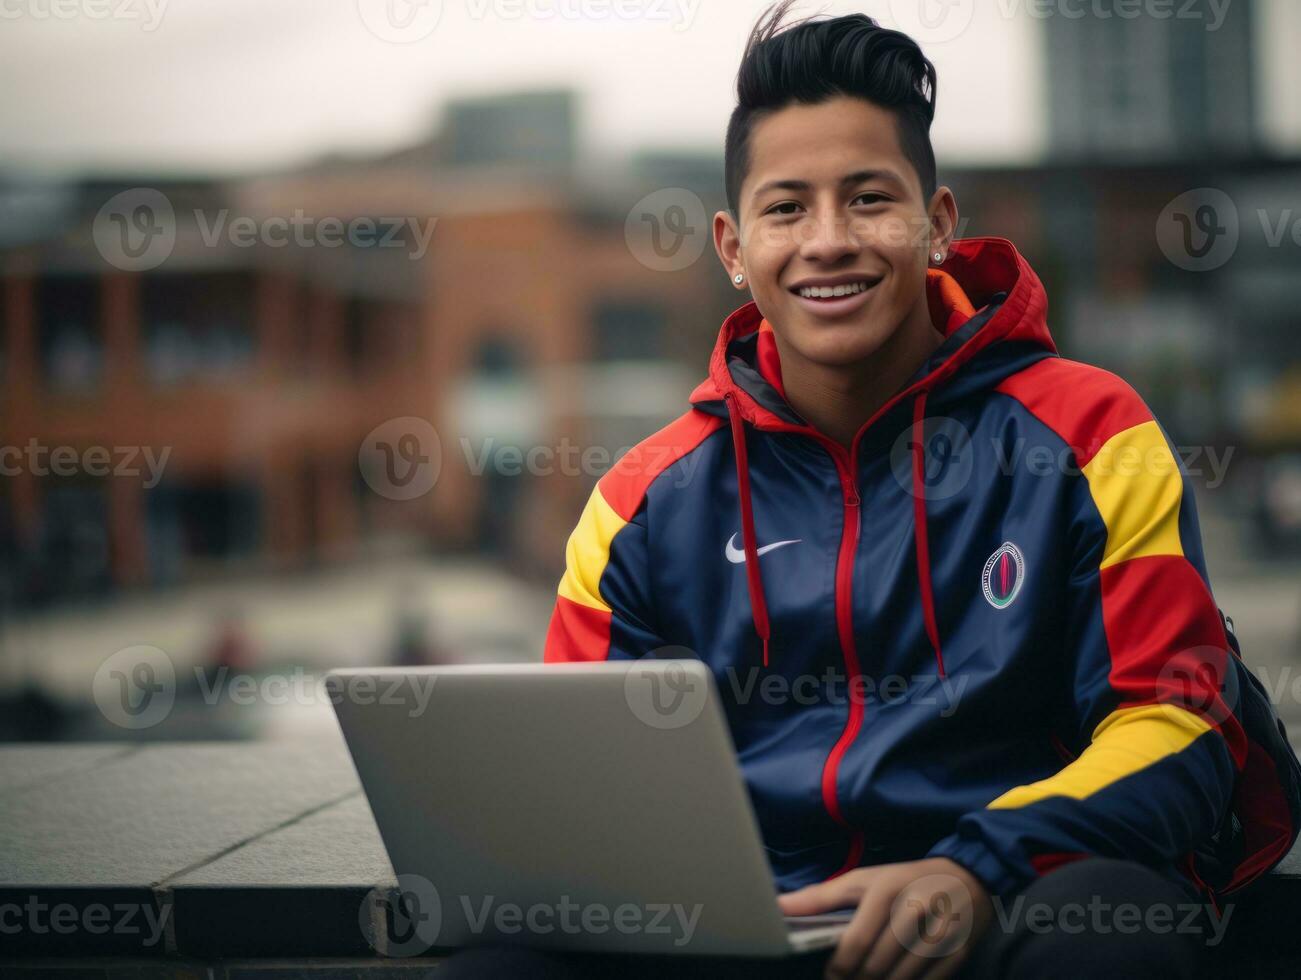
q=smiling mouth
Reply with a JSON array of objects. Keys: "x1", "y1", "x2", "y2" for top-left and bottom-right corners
[{"x1": 789, "y1": 277, "x2": 882, "y2": 300}]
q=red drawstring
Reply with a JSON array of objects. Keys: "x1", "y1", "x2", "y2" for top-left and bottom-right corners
[
  {"x1": 725, "y1": 393, "x2": 772, "y2": 667},
  {"x1": 911, "y1": 391, "x2": 947, "y2": 679},
  {"x1": 725, "y1": 388, "x2": 945, "y2": 679}
]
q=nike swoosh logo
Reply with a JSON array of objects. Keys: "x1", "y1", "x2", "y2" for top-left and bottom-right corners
[{"x1": 725, "y1": 533, "x2": 802, "y2": 564}]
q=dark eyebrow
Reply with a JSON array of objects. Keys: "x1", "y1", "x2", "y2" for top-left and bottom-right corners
[{"x1": 752, "y1": 169, "x2": 903, "y2": 199}]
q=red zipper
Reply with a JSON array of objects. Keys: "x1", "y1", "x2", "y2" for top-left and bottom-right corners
[
  {"x1": 819, "y1": 444, "x2": 868, "y2": 874},
  {"x1": 734, "y1": 389, "x2": 929, "y2": 876}
]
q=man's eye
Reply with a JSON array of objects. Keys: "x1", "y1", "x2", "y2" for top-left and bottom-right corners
[
  {"x1": 853, "y1": 192, "x2": 889, "y2": 206},
  {"x1": 766, "y1": 202, "x2": 801, "y2": 216}
]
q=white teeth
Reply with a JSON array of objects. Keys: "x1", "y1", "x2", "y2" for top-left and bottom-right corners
[{"x1": 798, "y1": 281, "x2": 870, "y2": 299}]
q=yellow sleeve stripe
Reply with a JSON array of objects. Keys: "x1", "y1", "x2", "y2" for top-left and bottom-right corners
[
  {"x1": 556, "y1": 484, "x2": 627, "y2": 613},
  {"x1": 1080, "y1": 420, "x2": 1184, "y2": 569},
  {"x1": 987, "y1": 703, "x2": 1212, "y2": 810}
]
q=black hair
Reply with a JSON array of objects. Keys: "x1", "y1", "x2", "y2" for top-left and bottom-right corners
[{"x1": 724, "y1": 1, "x2": 938, "y2": 218}]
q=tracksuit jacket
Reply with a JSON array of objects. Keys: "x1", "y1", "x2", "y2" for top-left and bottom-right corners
[{"x1": 543, "y1": 237, "x2": 1298, "y2": 903}]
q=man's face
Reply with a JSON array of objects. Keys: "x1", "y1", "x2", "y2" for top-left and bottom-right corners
[{"x1": 727, "y1": 95, "x2": 937, "y2": 368}]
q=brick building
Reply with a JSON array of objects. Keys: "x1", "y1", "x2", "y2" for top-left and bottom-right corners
[{"x1": 0, "y1": 93, "x2": 732, "y2": 609}]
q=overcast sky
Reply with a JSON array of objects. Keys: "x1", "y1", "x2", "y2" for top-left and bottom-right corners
[{"x1": 1, "y1": 0, "x2": 1298, "y2": 178}]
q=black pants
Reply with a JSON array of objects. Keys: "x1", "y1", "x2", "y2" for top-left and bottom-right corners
[{"x1": 434, "y1": 858, "x2": 1226, "y2": 979}]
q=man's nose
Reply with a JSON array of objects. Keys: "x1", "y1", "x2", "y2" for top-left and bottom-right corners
[{"x1": 797, "y1": 209, "x2": 860, "y2": 263}]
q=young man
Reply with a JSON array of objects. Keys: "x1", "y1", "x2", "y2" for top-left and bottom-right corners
[{"x1": 447, "y1": 5, "x2": 1300, "y2": 979}]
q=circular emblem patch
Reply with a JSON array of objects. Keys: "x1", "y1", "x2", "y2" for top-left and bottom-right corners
[{"x1": 982, "y1": 542, "x2": 1025, "y2": 609}]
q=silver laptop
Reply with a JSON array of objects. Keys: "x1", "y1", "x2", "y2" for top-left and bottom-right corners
[{"x1": 327, "y1": 660, "x2": 850, "y2": 957}]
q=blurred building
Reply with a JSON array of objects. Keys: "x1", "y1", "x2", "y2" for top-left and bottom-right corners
[
  {"x1": 961, "y1": 0, "x2": 1301, "y2": 550},
  {"x1": 1046, "y1": 0, "x2": 1257, "y2": 160},
  {"x1": 948, "y1": 159, "x2": 1301, "y2": 443},
  {"x1": 6, "y1": 2, "x2": 1301, "y2": 615},
  {"x1": 0, "y1": 90, "x2": 731, "y2": 611}
]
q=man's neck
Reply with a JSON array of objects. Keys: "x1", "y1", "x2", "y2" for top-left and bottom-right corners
[{"x1": 775, "y1": 301, "x2": 944, "y2": 449}]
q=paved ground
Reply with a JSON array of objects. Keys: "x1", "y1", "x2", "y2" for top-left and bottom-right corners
[
  {"x1": 0, "y1": 556, "x2": 554, "y2": 741},
  {"x1": 3, "y1": 741, "x2": 1301, "y2": 968}
]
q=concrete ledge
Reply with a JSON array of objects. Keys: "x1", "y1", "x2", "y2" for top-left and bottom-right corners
[{"x1": 1, "y1": 742, "x2": 1298, "y2": 968}]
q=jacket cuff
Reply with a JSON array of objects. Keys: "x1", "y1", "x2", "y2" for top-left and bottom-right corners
[{"x1": 926, "y1": 833, "x2": 1032, "y2": 901}]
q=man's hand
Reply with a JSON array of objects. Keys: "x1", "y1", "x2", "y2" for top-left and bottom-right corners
[{"x1": 779, "y1": 856, "x2": 993, "y2": 980}]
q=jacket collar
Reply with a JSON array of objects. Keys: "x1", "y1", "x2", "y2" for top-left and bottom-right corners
[{"x1": 690, "y1": 237, "x2": 1056, "y2": 433}]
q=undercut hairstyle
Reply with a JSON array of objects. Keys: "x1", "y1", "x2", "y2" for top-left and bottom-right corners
[{"x1": 724, "y1": 1, "x2": 939, "y2": 219}]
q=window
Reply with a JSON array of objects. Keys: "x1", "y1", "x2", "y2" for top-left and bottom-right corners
[
  {"x1": 145, "y1": 478, "x2": 260, "y2": 583},
  {"x1": 37, "y1": 274, "x2": 102, "y2": 391},
  {"x1": 31, "y1": 479, "x2": 112, "y2": 605},
  {"x1": 592, "y1": 302, "x2": 666, "y2": 362},
  {"x1": 141, "y1": 272, "x2": 255, "y2": 384}
]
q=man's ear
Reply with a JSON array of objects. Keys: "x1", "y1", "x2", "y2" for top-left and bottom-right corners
[
  {"x1": 927, "y1": 187, "x2": 960, "y2": 257},
  {"x1": 713, "y1": 210, "x2": 747, "y2": 288}
]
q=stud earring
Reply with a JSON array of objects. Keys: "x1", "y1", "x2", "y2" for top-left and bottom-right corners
[
  {"x1": 933, "y1": 252, "x2": 944, "y2": 264},
  {"x1": 734, "y1": 273, "x2": 745, "y2": 284}
]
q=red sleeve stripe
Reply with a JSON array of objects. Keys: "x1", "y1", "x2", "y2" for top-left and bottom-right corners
[
  {"x1": 543, "y1": 594, "x2": 613, "y2": 663},
  {"x1": 994, "y1": 358, "x2": 1154, "y2": 467},
  {"x1": 1099, "y1": 555, "x2": 1247, "y2": 769},
  {"x1": 1030, "y1": 851, "x2": 1090, "y2": 876},
  {"x1": 598, "y1": 409, "x2": 725, "y2": 521}
]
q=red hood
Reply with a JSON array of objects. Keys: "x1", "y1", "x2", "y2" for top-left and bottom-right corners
[
  {"x1": 691, "y1": 238, "x2": 1058, "y2": 677},
  {"x1": 690, "y1": 237, "x2": 1056, "y2": 431}
]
